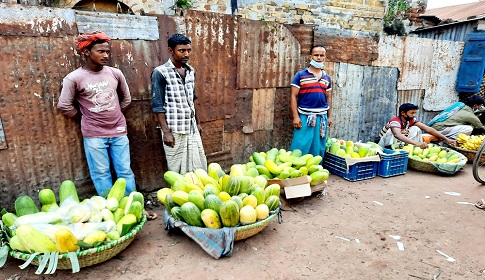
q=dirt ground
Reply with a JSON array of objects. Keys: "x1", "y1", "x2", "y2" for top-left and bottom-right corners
[{"x1": 2, "y1": 163, "x2": 485, "y2": 280}]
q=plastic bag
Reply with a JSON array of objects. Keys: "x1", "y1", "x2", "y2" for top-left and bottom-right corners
[
  {"x1": 12, "y1": 212, "x2": 63, "y2": 230},
  {"x1": 66, "y1": 204, "x2": 92, "y2": 224},
  {"x1": 29, "y1": 224, "x2": 67, "y2": 243},
  {"x1": 56, "y1": 196, "x2": 80, "y2": 217},
  {"x1": 67, "y1": 221, "x2": 116, "y2": 241}
]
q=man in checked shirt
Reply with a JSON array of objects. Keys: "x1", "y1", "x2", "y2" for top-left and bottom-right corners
[{"x1": 151, "y1": 34, "x2": 207, "y2": 174}]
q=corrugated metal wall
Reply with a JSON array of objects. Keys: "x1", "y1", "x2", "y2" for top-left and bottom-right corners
[
  {"x1": 330, "y1": 63, "x2": 399, "y2": 142},
  {"x1": 413, "y1": 21, "x2": 478, "y2": 42},
  {"x1": 372, "y1": 35, "x2": 463, "y2": 111},
  {"x1": 0, "y1": 5, "x2": 177, "y2": 208},
  {"x1": 237, "y1": 18, "x2": 303, "y2": 89},
  {"x1": 330, "y1": 34, "x2": 463, "y2": 141},
  {"x1": 0, "y1": 4, "x2": 308, "y2": 207},
  {"x1": 0, "y1": 3, "x2": 467, "y2": 207},
  {"x1": 425, "y1": 39, "x2": 463, "y2": 111}
]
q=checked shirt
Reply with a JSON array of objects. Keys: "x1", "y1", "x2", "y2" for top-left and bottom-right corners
[{"x1": 151, "y1": 59, "x2": 198, "y2": 134}]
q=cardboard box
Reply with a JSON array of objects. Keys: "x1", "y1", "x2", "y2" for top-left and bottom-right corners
[{"x1": 268, "y1": 177, "x2": 326, "y2": 199}]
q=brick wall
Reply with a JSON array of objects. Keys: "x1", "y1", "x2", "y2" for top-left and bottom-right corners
[
  {"x1": 56, "y1": 0, "x2": 427, "y2": 35},
  {"x1": 190, "y1": 0, "x2": 426, "y2": 35}
]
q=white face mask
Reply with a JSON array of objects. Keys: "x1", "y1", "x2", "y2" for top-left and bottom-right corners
[{"x1": 310, "y1": 59, "x2": 324, "y2": 69}]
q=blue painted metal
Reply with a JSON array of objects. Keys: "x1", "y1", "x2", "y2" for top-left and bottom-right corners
[{"x1": 456, "y1": 32, "x2": 485, "y2": 93}]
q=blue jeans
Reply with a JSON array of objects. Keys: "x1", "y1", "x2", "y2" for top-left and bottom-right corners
[{"x1": 83, "y1": 136, "x2": 136, "y2": 196}]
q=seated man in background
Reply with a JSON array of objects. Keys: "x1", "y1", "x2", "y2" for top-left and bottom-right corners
[
  {"x1": 378, "y1": 103, "x2": 456, "y2": 149},
  {"x1": 428, "y1": 95, "x2": 485, "y2": 139}
]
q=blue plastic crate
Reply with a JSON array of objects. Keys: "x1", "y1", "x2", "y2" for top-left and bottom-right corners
[
  {"x1": 377, "y1": 148, "x2": 409, "y2": 177},
  {"x1": 323, "y1": 152, "x2": 378, "y2": 181}
]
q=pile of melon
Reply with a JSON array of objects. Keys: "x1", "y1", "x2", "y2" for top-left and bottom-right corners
[
  {"x1": 326, "y1": 138, "x2": 382, "y2": 159},
  {"x1": 157, "y1": 164, "x2": 280, "y2": 228}
]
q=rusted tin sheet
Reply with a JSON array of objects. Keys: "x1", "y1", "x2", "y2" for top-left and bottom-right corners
[
  {"x1": 0, "y1": 3, "x2": 77, "y2": 37},
  {"x1": 273, "y1": 87, "x2": 293, "y2": 150},
  {"x1": 252, "y1": 88, "x2": 276, "y2": 131},
  {"x1": 0, "y1": 13, "x2": 179, "y2": 203},
  {"x1": 398, "y1": 89, "x2": 427, "y2": 122},
  {"x1": 373, "y1": 35, "x2": 462, "y2": 112},
  {"x1": 413, "y1": 20, "x2": 479, "y2": 42},
  {"x1": 225, "y1": 130, "x2": 273, "y2": 166},
  {"x1": 424, "y1": 40, "x2": 463, "y2": 111},
  {"x1": 399, "y1": 37, "x2": 434, "y2": 90},
  {"x1": 237, "y1": 18, "x2": 302, "y2": 89},
  {"x1": 75, "y1": 11, "x2": 159, "y2": 40},
  {"x1": 372, "y1": 35, "x2": 405, "y2": 68},
  {"x1": 330, "y1": 63, "x2": 399, "y2": 142},
  {"x1": 285, "y1": 23, "x2": 315, "y2": 56},
  {"x1": 359, "y1": 66, "x2": 400, "y2": 142},
  {"x1": 0, "y1": 35, "x2": 91, "y2": 208},
  {"x1": 124, "y1": 102, "x2": 168, "y2": 193},
  {"x1": 314, "y1": 28, "x2": 379, "y2": 66},
  {"x1": 329, "y1": 62, "x2": 364, "y2": 141},
  {"x1": 110, "y1": 40, "x2": 164, "y2": 101},
  {"x1": 224, "y1": 89, "x2": 253, "y2": 133},
  {"x1": 0, "y1": 118, "x2": 6, "y2": 149},
  {"x1": 202, "y1": 119, "x2": 226, "y2": 156},
  {"x1": 183, "y1": 10, "x2": 238, "y2": 123}
]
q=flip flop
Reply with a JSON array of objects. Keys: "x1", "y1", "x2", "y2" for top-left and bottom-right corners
[
  {"x1": 475, "y1": 199, "x2": 485, "y2": 209},
  {"x1": 145, "y1": 210, "x2": 158, "y2": 220}
]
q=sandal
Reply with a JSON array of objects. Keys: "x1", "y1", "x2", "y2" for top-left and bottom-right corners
[
  {"x1": 145, "y1": 210, "x2": 158, "y2": 220},
  {"x1": 475, "y1": 199, "x2": 485, "y2": 209}
]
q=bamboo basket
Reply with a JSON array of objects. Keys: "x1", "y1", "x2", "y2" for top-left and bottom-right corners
[
  {"x1": 234, "y1": 209, "x2": 279, "y2": 241},
  {"x1": 452, "y1": 146, "x2": 485, "y2": 164},
  {"x1": 407, "y1": 147, "x2": 467, "y2": 174},
  {"x1": 9, "y1": 214, "x2": 146, "y2": 270}
]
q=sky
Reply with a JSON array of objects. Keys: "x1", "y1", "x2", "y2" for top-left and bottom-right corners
[{"x1": 426, "y1": 0, "x2": 480, "y2": 9}]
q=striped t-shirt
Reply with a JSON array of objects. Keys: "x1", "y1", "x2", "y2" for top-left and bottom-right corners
[{"x1": 291, "y1": 67, "x2": 332, "y2": 110}]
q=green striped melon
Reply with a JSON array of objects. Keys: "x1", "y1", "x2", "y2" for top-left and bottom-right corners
[
  {"x1": 265, "y1": 195, "x2": 280, "y2": 211},
  {"x1": 219, "y1": 200, "x2": 239, "y2": 227},
  {"x1": 180, "y1": 202, "x2": 204, "y2": 227},
  {"x1": 250, "y1": 186, "x2": 265, "y2": 205},
  {"x1": 170, "y1": 206, "x2": 184, "y2": 221},
  {"x1": 223, "y1": 176, "x2": 241, "y2": 196},
  {"x1": 230, "y1": 196, "x2": 243, "y2": 211},
  {"x1": 264, "y1": 184, "x2": 281, "y2": 200},
  {"x1": 188, "y1": 190, "x2": 205, "y2": 211},
  {"x1": 203, "y1": 194, "x2": 223, "y2": 213}
]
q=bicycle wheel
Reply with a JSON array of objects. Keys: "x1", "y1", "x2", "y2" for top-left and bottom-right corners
[{"x1": 472, "y1": 140, "x2": 485, "y2": 184}]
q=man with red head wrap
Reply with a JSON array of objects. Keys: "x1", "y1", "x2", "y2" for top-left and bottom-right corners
[
  {"x1": 57, "y1": 31, "x2": 136, "y2": 196},
  {"x1": 74, "y1": 31, "x2": 111, "y2": 52}
]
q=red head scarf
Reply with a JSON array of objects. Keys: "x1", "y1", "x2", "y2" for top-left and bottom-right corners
[{"x1": 75, "y1": 31, "x2": 111, "y2": 52}]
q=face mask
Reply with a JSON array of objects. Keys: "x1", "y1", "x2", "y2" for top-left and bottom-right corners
[{"x1": 310, "y1": 59, "x2": 324, "y2": 69}]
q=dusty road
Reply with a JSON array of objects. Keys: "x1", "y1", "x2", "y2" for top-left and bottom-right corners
[{"x1": 2, "y1": 164, "x2": 485, "y2": 280}]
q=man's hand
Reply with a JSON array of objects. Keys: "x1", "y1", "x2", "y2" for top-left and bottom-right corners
[
  {"x1": 327, "y1": 117, "x2": 333, "y2": 128},
  {"x1": 446, "y1": 139, "x2": 457, "y2": 147},
  {"x1": 163, "y1": 131, "x2": 175, "y2": 147},
  {"x1": 293, "y1": 116, "x2": 302, "y2": 129},
  {"x1": 417, "y1": 142, "x2": 428, "y2": 149}
]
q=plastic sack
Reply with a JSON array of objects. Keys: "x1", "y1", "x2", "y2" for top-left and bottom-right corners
[
  {"x1": 12, "y1": 212, "x2": 63, "y2": 230},
  {"x1": 67, "y1": 221, "x2": 116, "y2": 241},
  {"x1": 29, "y1": 224, "x2": 67, "y2": 243},
  {"x1": 56, "y1": 196, "x2": 80, "y2": 217}
]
